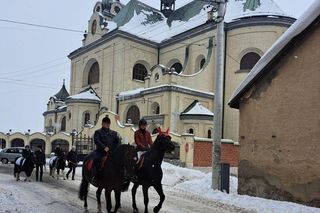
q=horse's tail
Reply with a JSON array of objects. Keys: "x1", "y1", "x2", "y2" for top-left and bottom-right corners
[
  {"x1": 121, "y1": 180, "x2": 130, "y2": 192},
  {"x1": 79, "y1": 178, "x2": 89, "y2": 200}
]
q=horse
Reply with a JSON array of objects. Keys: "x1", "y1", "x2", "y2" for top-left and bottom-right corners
[
  {"x1": 131, "y1": 127, "x2": 175, "y2": 213},
  {"x1": 49, "y1": 152, "x2": 67, "y2": 180},
  {"x1": 14, "y1": 155, "x2": 35, "y2": 182},
  {"x1": 79, "y1": 144, "x2": 138, "y2": 213}
]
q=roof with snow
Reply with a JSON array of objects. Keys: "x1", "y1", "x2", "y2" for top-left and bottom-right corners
[
  {"x1": 111, "y1": 0, "x2": 291, "y2": 43},
  {"x1": 66, "y1": 87, "x2": 101, "y2": 103},
  {"x1": 180, "y1": 100, "x2": 213, "y2": 120},
  {"x1": 118, "y1": 84, "x2": 214, "y2": 101},
  {"x1": 229, "y1": 1, "x2": 320, "y2": 109},
  {"x1": 51, "y1": 82, "x2": 70, "y2": 102}
]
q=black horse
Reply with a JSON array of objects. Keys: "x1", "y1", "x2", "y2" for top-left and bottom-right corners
[
  {"x1": 49, "y1": 152, "x2": 67, "y2": 180},
  {"x1": 79, "y1": 144, "x2": 138, "y2": 213},
  {"x1": 131, "y1": 127, "x2": 175, "y2": 213},
  {"x1": 14, "y1": 155, "x2": 35, "y2": 182}
]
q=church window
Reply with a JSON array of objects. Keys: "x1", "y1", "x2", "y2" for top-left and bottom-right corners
[
  {"x1": 88, "y1": 62, "x2": 100, "y2": 85},
  {"x1": 114, "y1": 6, "x2": 121, "y2": 14},
  {"x1": 240, "y1": 52, "x2": 261, "y2": 70},
  {"x1": 61, "y1": 116, "x2": 66, "y2": 132},
  {"x1": 188, "y1": 128, "x2": 194, "y2": 134},
  {"x1": 208, "y1": 129, "x2": 212, "y2": 138},
  {"x1": 132, "y1": 63, "x2": 148, "y2": 81},
  {"x1": 151, "y1": 102, "x2": 160, "y2": 115},
  {"x1": 91, "y1": 20, "x2": 97, "y2": 35},
  {"x1": 126, "y1": 105, "x2": 140, "y2": 125},
  {"x1": 170, "y1": 62, "x2": 183, "y2": 73},
  {"x1": 200, "y1": 58, "x2": 206, "y2": 69},
  {"x1": 84, "y1": 112, "x2": 91, "y2": 125}
]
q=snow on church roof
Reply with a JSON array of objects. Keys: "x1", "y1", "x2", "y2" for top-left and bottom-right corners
[
  {"x1": 181, "y1": 101, "x2": 214, "y2": 116},
  {"x1": 106, "y1": 0, "x2": 291, "y2": 43},
  {"x1": 229, "y1": 0, "x2": 320, "y2": 108},
  {"x1": 67, "y1": 87, "x2": 101, "y2": 102}
]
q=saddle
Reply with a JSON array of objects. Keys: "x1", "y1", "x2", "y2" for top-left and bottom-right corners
[{"x1": 86, "y1": 155, "x2": 109, "y2": 172}]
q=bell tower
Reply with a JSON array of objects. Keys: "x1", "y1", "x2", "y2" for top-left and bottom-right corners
[{"x1": 160, "y1": 0, "x2": 176, "y2": 18}]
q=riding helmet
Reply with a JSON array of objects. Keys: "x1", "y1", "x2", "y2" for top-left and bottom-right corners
[{"x1": 139, "y1": 118, "x2": 147, "y2": 126}]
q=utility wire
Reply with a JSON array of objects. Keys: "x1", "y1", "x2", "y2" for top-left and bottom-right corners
[{"x1": 0, "y1": 18, "x2": 84, "y2": 33}]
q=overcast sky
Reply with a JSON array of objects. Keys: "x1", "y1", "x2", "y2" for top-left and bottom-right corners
[{"x1": 0, "y1": 0, "x2": 316, "y2": 133}]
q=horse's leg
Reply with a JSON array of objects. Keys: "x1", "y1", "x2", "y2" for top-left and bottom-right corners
[
  {"x1": 114, "y1": 190, "x2": 121, "y2": 213},
  {"x1": 105, "y1": 189, "x2": 112, "y2": 213},
  {"x1": 84, "y1": 194, "x2": 88, "y2": 213},
  {"x1": 57, "y1": 169, "x2": 60, "y2": 180},
  {"x1": 142, "y1": 185, "x2": 150, "y2": 213},
  {"x1": 153, "y1": 184, "x2": 165, "y2": 213},
  {"x1": 96, "y1": 188, "x2": 103, "y2": 213},
  {"x1": 132, "y1": 183, "x2": 139, "y2": 213},
  {"x1": 16, "y1": 172, "x2": 20, "y2": 181},
  {"x1": 62, "y1": 169, "x2": 66, "y2": 180}
]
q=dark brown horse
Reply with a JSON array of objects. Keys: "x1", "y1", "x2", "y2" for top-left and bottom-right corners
[
  {"x1": 79, "y1": 144, "x2": 138, "y2": 213},
  {"x1": 131, "y1": 127, "x2": 175, "y2": 213}
]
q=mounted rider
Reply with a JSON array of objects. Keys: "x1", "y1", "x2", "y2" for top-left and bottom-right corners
[
  {"x1": 92, "y1": 116, "x2": 120, "y2": 181},
  {"x1": 134, "y1": 119, "x2": 153, "y2": 161}
]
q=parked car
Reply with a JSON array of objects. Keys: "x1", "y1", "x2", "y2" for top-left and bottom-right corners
[{"x1": 0, "y1": 147, "x2": 25, "y2": 164}]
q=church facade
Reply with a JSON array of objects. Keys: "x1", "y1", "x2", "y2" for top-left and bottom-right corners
[{"x1": 1, "y1": 0, "x2": 295, "y2": 166}]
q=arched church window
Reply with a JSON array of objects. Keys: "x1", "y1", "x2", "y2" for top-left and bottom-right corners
[
  {"x1": 208, "y1": 129, "x2": 212, "y2": 138},
  {"x1": 151, "y1": 102, "x2": 160, "y2": 115},
  {"x1": 61, "y1": 116, "x2": 66, "y2": 132},
  {"x1": 84, "y1": 112, "x2": 91, "y2": 125},
  {"x1": 132, "y1": 63, "x2": 147, "y2": 81},
  {"x1": 170, "y1": 62, "x2": 183, "y2": 73},
  {"x1": 188, "y1": 128, "x2": 194, "y2": 134},
  {"x1": 200, "y1": 58, "x2": 206, "y2": 69},
  {"x1": 240, "y1": 52, "x2": 261, "y2": 70},
  {"x1": 88, "y1": 62, "x2": 100, "y2": 85},
  {"x1": 126, "y1": 106, "x2": 140, "y2": 125}
]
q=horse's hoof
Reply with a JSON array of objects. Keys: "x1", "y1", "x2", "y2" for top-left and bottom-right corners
[{"x1": 133, "y1": 208, "x2": 139, "y2": 213}]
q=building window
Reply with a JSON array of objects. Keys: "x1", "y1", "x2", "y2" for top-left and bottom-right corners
[
  {"x1": 126, "y1": 105, "x2": 140, "y2": 125},
  {"x1": 88, "y1": 62, "x2": 100, "y2": 85},
  {"x1": 240, "y1": 52, "x2": 261, "y2": 70},
  {"x1": 208, "y1": 129, "x2": 212, "y2": 138},
  {"x1": 151, "y1": 102, "x2": 160, "y2": 115},
  {"x1": 91, "y1": 20, "x2": 97, "y2": 35},
  {"x1": 170, "y1": 62, "x2": 183, "y2": 73},
  {"x1": 200, "y1": 58, "x2": 206, "y2": 69},
  {"x1": 61, "y1": 116, "x2": 66, "y2": 132},
  {"x1": 68, "y1": 112, "x2": 72, "y2": 119},
  {"x1": 132, "y1": 63, "x2": 148, "y2": 81},
  {"x1": 155, "y1": 73, "x2": 160, "y2": 82},
  {"x1": 114, "y1": 6, "x2": 121, "y2": 13},
  {"x1": 84, "y1": 112, "x2": 90, "y2": 125},
  {"x1": 188, "y1": 128, "x2": 194, "y2": 134}
]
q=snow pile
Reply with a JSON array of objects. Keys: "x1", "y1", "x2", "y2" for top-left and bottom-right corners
[{"x1": 161, "y1": 162, "x2": 320, "y2": 213}]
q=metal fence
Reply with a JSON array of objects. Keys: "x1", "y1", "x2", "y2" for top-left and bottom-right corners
[{"x1": 74, "y1": 133, "x2": 94, "y2": 161}]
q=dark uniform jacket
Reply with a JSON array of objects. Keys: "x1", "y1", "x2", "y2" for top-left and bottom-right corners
[
  {"x1": 54, "y1": 147, "x2": 62, "y2": 157},
  {"x1": 35, "y1": 150, "x2": 46, "y2": 165},
  {"x1": 67, "y1": 150, "x2": 78, "y2": 165},
  {"x1": 134, "y1": 129, "x2": 153, "y2": 151},
  {"x1": 94, "y1": 128, "x2": 120, "y2": 152},
  {"x1": 22, "y1": 149, "x2": 32, "y2": 159}
]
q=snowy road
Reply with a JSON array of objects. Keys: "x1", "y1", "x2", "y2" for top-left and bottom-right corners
[{"x1": 0, "y1": 164, "x2": 251, "y2": 213}]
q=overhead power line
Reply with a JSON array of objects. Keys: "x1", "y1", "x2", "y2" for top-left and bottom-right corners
[{"x1": 0, "y1": 18, "x2": 84, "y2": 33}]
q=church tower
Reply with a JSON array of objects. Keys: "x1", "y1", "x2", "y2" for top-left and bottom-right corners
[{"x1": 161, "y1": 0, "x2": 176, "y2": 18}]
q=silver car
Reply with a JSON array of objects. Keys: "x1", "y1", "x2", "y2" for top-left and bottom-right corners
[{"x1": 0, "y1": 147, "x2": 25, "y2": 164}]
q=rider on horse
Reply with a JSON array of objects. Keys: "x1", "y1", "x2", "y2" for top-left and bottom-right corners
[
  {"x1": 20, "y1": 145, "x2": 32, "y2": 166},
  {"x1": 134, "y1": 119, "x2": 153, "y2": 161},
  {"x1": 92, "y1": 116, "x2": 120, "y2": 181},
  {"x1": 54, "y1": 144, "x2": 62, "y2": 157}
]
